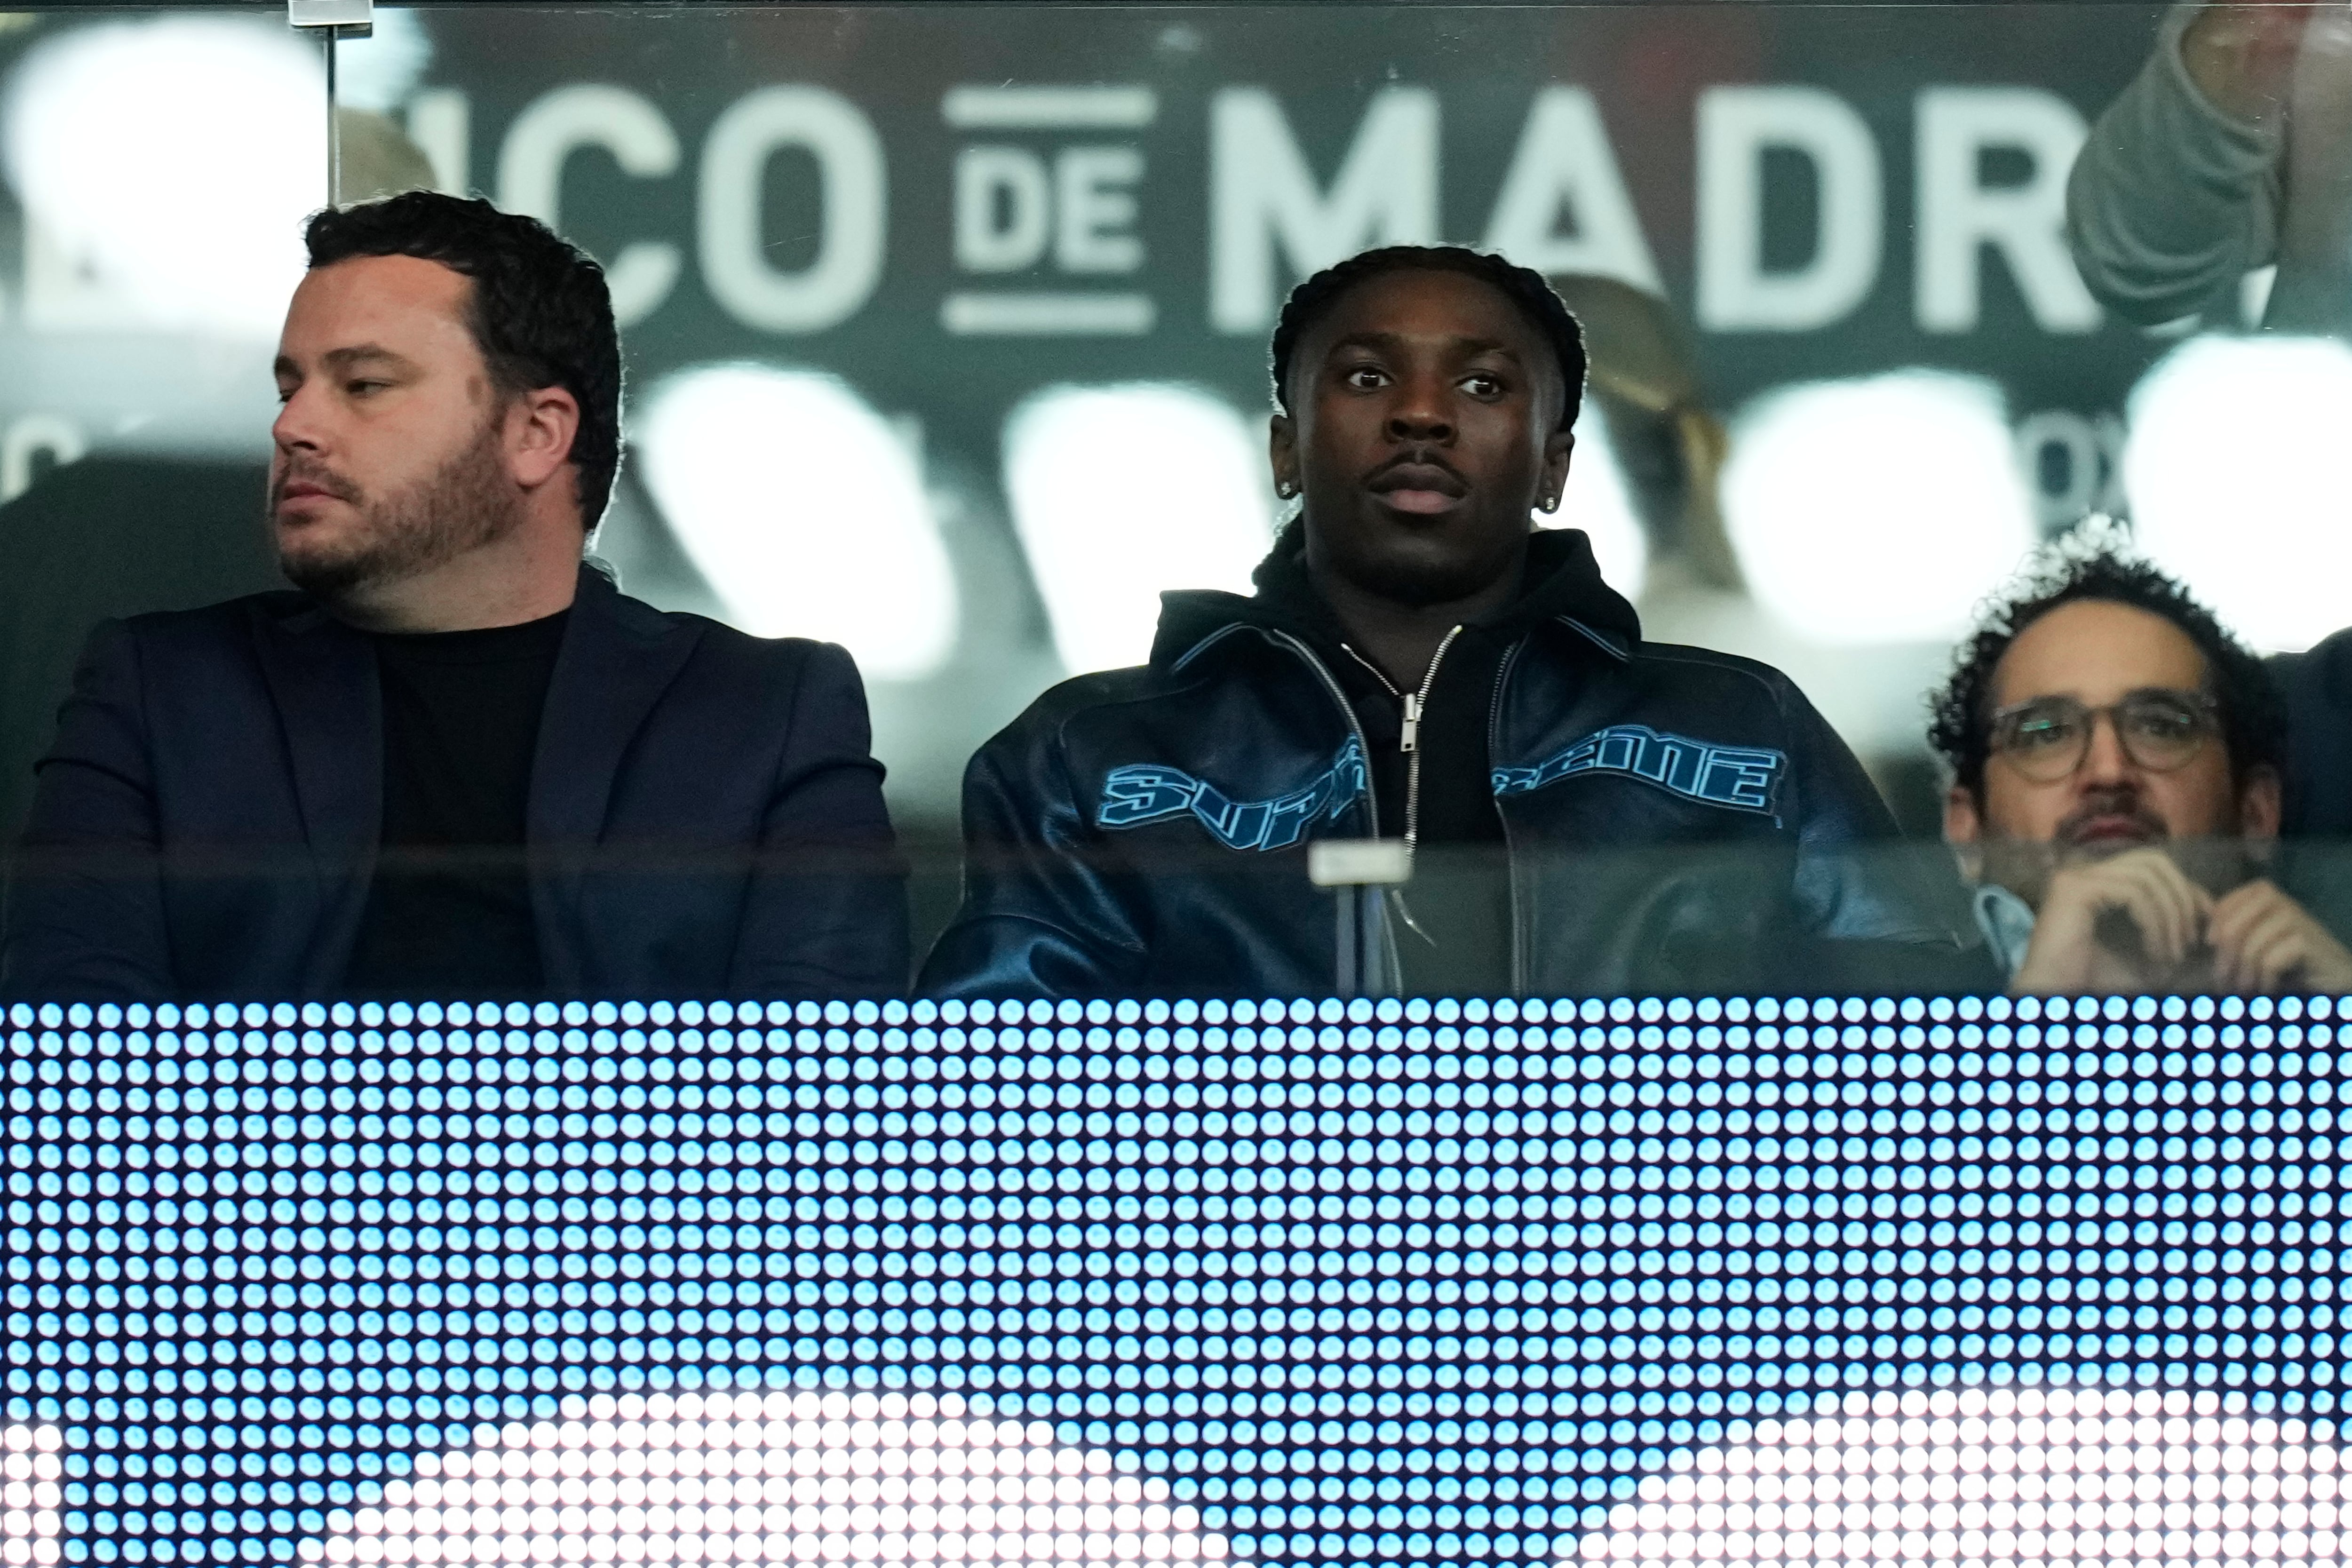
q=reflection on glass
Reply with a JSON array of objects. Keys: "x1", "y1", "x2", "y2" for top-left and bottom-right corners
[
  {"x1": 1001, "y1": 384, "x2": 1273, "y2": 677},
  {"x1": 1577, "y1": 1387, "x2": 2337, "y2": 1568},
  {"x1": 304, "y1": 1392, "x2": 1228, "y2": 1568},
  {"x1": 1550, "y1": 411, "x2": 1648, "y2": 607},
  {"x1": 2124, "y1": 334, "x2": 2352, "y2": 655},
  {"x1": 634, "y1": 364, "x2": 959, "y2": 681},
  {"x1": 1720, "y1": 371, "x2": 2035, "y2": 649},
  {"x1": 0, "y1": 1425, "x2": 60, "y2": 1568},
  {"x1": 0, "y1": 14, "x2": 322, "y2": 338}
]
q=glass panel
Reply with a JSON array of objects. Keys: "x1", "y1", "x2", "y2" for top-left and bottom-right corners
[
  {"x1": 0, "y1": 989, "x2": 2329, "y2": 1568},
  {"x1": 3, "y1": 2, "x2": 2344, "y2": 990},
  {"x1": 4, "y1": 1, "x2": 2349, "y2": 1553}
]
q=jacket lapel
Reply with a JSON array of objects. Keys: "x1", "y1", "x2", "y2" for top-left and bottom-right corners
[
  {"x1": 247, "y1": 598, "x2": 381, "y2": 987},
  {"x1": 527, "y1": 568, "x2": 706, "y2": 987}
]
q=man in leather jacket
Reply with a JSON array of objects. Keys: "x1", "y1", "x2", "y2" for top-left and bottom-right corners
[{"x1": 921, "y1": 246, "x2": 1968, "y2": 998}]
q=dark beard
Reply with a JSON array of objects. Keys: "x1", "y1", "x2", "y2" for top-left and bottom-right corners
[{"x1": 275, "y1": 419, "x2": 521, "y2": 605}]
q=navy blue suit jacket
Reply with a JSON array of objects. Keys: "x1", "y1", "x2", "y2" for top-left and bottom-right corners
[{"x1": 0, "y1": 566, "x2": 908, "y2": 1001}]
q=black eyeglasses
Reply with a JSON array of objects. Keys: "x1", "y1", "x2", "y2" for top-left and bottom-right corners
[{"x1": 1987, "y1": 689, "x2": 2221, "y2": 783}]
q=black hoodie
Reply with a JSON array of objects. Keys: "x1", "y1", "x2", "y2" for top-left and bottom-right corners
[{"x1": 1241, "y1": 523, "x2": 1643, "y2": 991}]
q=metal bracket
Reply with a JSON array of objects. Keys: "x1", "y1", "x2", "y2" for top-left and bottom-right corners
[
  {"x1": 290, "y1": 0, "x2": 373, "y2": 202},
  {"x1": 1309, "y1": 839, "x2": 1413, "y2": 999},
  {"x1": 287, "y1": 0, "x2": 372, "y2": 38}
]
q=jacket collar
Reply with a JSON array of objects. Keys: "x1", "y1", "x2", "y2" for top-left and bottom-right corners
[
  {"x1": 525, "y1": 563, "x2": 704, "y2": 849},
  {"x1": 247, "y1": 565, "x2": 706, "y2": 985},
  {"x1": 247, "y1": 590, "x2": 381, "y2": 986},
  {"x1": 1149, "y1": 518, "x2": 1643, "y2": 671},
  {"x1": 526, "y1": 565, "x2": 707, "y2": 991}
]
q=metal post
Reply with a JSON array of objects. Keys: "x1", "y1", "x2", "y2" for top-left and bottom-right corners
[
  {"x1": 1308, "y1": 840, "x2": 1414, "y2": 998},
  {"x1": 1333, "y1": 885, "x2": 1359, "y2": 998},
  {"x1": 287, "y1": 0, "x2": 374, "y2": 206},
  {"x1": 325, "y1": 27, "x2": 339, "y2": 203}
]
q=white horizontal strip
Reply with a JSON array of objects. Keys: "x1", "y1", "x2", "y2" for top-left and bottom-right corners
[
  {"x1": 941, "y1": 291, "x2": 1157, "y2": 336},
  {"x1": 941, "y1": 85, "x2": 1158, "y2": 129}
]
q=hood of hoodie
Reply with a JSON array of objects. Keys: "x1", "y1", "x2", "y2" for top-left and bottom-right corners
[{"x1": 1147, "y1": 517, "x2": 1644, "y2": 670}]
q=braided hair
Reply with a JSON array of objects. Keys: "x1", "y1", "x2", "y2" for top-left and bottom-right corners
[{"x1": 1269, "y1": 246, "x2": 1588, "y2": 431}]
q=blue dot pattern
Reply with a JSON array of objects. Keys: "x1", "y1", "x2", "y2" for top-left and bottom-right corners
[{"x1": 4, "y1": 992, "x2": 2342, "y2": 1567}]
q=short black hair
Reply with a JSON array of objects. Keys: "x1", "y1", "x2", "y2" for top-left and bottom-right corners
[
  {"x1": 1269, "y1": 246, "x2": 1588, "y2": 432},
  {"x1": 304, "y1": 192, "x2": 620, "y2": 530},
  {"x1": 1927, "y1": 540, "x2": 2286, "y2": 798}
]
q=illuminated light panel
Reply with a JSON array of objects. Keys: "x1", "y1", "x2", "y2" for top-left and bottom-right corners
[
  {"x1": 1002, "y1": 384, "x2": 1274, "y2": 676},
  {"x1": 2123, "y1": 334, "x2": 2352, "y2": 654},
  {"x1": 634, "y1": 365, "x2": 960, "y2": 680},
  {"x1": 1549, "y1": 415, "x2": 1648, "y2": 604},
  {"x1": 1577, "y1": 1386, "x2": 2343, "y2": 1568},
  {"x1": 1721, "y1": 370, "x2": 2036, "y2": 645},
  {"x1": 0, "y1": 1426, "x2": 62, "y2": 1567},
  {"x1": 0, "y1": 15, "x2": 325, "y2": 338},
  {"x1": 11, "y1": 990, "x2": 2351, "y2": 1568},
  {"x1": 303, "y1": 1390, "x2": 1231, "y2": 1568}
]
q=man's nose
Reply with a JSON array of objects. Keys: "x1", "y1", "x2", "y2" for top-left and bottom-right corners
[
  {"x1": 1386, "y1": 376, "x2": 1456, "y2": 442},
  {"x1": 271, "y1": 380, "x2": 329, "y2": 453},
  {"x1": 2078, "y1": 709, "x2": 2137, "y2": 783}
]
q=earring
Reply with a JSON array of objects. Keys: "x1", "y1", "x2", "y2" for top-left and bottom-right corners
[{"x1": 1276, "y1": 480, "x2": 1298, "y2": 499}]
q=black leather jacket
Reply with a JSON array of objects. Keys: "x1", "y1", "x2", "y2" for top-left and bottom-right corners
[{"x1": 921, "y1": 531, "x2": 1968, "y2": 998}]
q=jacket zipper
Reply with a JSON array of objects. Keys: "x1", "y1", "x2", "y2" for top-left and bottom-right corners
[
  {"x1": 1340, "y1": 625, "x2": 1463, "y2": 852},
  {"x1": 1265, "y1": 629, "x2": 1404, "y2": 990}
]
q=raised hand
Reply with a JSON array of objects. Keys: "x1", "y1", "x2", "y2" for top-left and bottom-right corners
[
  {"x1": 2181, "y1": 0, "x2": 2321, "y2": 124},
  {"x1": 2011, "y1": 846, "x2": 2214, "y2": 995},
  {"x1": 2207, "y1": 877, "x2": 2352, "y2": 993}
]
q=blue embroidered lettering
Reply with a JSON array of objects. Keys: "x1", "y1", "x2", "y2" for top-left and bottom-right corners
[
  {"x1": 1097, "y1": 766, "x2": 1200, "y2": 829},
  {"x1": 1492, "y1": 724, "x2": 1786, "y2": 821},
  {"x1": 1097, "y1": 740, "x2": 1367, "y2": 851}
]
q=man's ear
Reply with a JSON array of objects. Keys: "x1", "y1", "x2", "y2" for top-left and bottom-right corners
[
  {"x1": 1944, "y1": 782, "x2": 1986, "y2": 881},
  {"x1": 1268, "y1": 411, "x2": 1298, "y2": 499},
  {"x1": 2239, "y1": 762, "x2": 2284, "y2": 842},
  {"x1": 507, "y1": 385, "x2": 581, "y2": 491},
  {"x1": 1537, "y1": 430, "x2": 1574, "y2": 514}
]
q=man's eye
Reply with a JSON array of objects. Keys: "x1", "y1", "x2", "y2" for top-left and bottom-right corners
[
  {"x1": 2128, "y1": 709, "x2": 2199, "y2": 740},
  {"x1": 347, "y1": 379, "x2": 389, "y2": 396},
  {"x1": 2012, "y1": 718, "x2": 2077, "y2": 749},
  {"x1": 1463, "y1": 374, "x2": 1505, "y2": 397}
]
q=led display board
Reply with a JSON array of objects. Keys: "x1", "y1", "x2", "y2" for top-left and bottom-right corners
[{"x1": 5, "y1": 995, "x2": 2337, "y2": 1568}]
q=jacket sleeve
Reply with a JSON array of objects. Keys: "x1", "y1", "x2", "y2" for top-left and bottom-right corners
[
  {"x1": 0, "y1": 621, "x2": 176, "y2": 1001},
  {"x1": 1780, "y1": 685, "x2": 1978, "y2": 977},
  {"x1": 917, "y1": 712, "x2": 1149, "y2": 1000},
  {"x1": 724, "y1": 640, "x2": 910, "y2": 996},
  {"x1": 2066, "y1": 0, "x2": 2284, "y2": 326}
]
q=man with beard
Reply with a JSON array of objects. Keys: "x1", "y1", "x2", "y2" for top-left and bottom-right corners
[
  {"x1": 921, "y1": 245, "x2": 1966, "y2": 998},
  {"x1": 1932, "y1": 545, "x2": 2350, "y2": 995},
  {"x1": 1, "y1": 192, "x2": 906, "y2": 1001}
]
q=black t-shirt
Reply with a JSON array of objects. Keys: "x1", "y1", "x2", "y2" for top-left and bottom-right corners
[{"x1": 342, "y1": 610, "x2": 570, "y2": 996}]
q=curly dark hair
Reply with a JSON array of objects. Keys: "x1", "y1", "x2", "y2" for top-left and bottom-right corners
[
  {"x1": 304, "y1": 192, "x2": 620, "y2": 530},
  {"x1": 1269, "y1": 246, "x2": 1588, "y2": 432},
  {"x1": 1928, "y1": 542, "x2": 2286, "y2": 799}
]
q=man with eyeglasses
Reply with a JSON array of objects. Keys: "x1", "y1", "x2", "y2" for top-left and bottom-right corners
[{"x1": 1929, "y1": 543, "x2": 2352, "y2": 995}]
